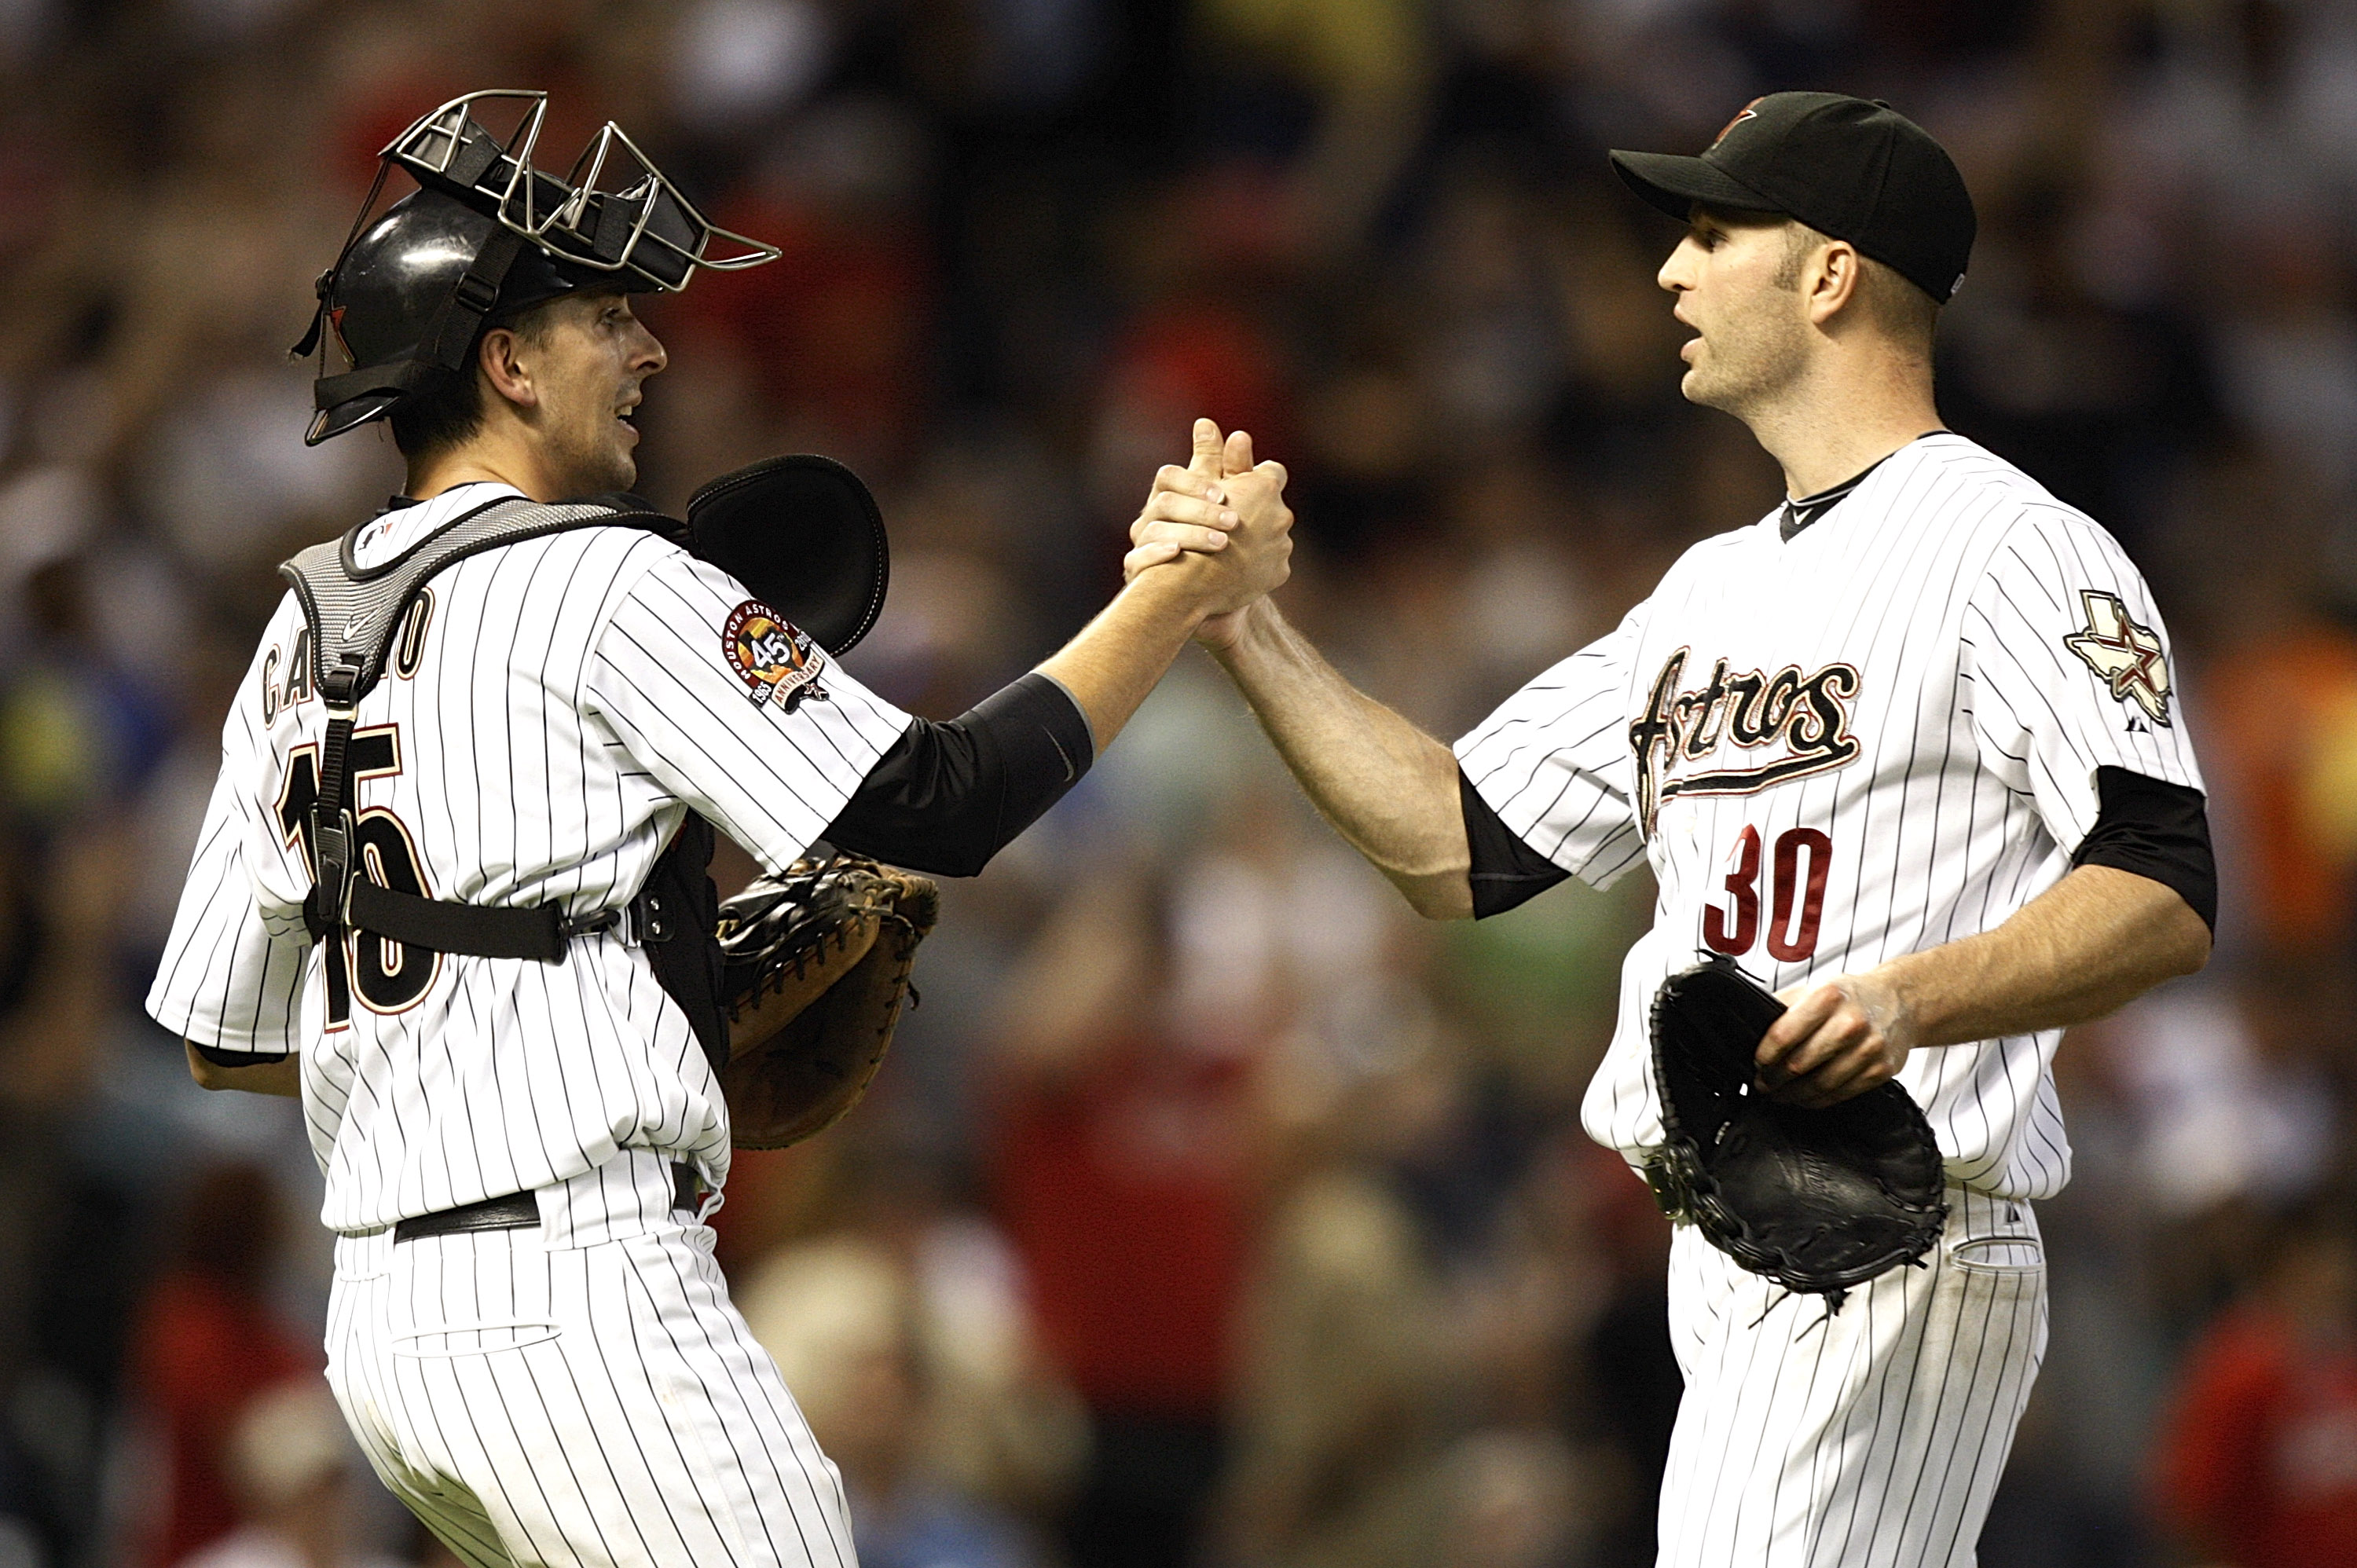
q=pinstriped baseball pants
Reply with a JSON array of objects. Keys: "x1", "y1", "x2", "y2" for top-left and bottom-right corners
[
  {"x1": 1656, "y1": 1186, "x2": 2048, "y2": 1568},
  {"x1": 323, "y1": 1162, "x2": 856, "y2": 1568}
]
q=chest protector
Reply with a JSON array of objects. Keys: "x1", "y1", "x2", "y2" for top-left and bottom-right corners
[{"x1": 280, "y1": 495, "x2": 729, "y2": 1070}]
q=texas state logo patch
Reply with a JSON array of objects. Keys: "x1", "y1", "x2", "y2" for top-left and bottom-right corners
[
  {"x1": 2062, "y1": 589, "x2": 2172, "y2": 727},
  {"x1": 724, "y1": 601, "x2": 830, "y2": 713}
]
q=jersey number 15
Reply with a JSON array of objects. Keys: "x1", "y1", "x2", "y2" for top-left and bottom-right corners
[{"x1": 276, "y1": 725, "x2": 441, "y2": 1028}]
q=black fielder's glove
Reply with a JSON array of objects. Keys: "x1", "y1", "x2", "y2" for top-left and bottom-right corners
[
  {"x1": 1645, "y1": 957, "x2": 1948, "y2": 1305},
  {"x1": 714, "y1": 851, "x2": 939, "y2": 1150}
]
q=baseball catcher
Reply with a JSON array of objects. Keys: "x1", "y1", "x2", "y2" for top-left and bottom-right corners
[{"x1": 153, "y1": 85, "x2": 1294, "y2": 1568}]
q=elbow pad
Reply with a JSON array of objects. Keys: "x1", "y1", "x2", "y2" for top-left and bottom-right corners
[{"x1": 824, "y1": 672, "x2": 1094, "y2": 877}]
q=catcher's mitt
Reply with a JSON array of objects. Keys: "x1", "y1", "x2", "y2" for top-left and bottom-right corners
[
  {"x1": 1647, "y1": 958, "x2": 1947, "y2": 1302},
  {"x1": 716, "y1": 850, "x2": 940, "y2": 1149}
]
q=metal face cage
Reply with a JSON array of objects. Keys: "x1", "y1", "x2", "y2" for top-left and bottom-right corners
[
  {"x1": 381, "y1": 90, "x2": 780, "y2": 290},
  {"x1": 292, "y1": 89, "x2": 781, "y2": 443}
]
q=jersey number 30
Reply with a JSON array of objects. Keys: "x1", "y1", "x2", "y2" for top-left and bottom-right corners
[
  {"x1": 1703, "y1": 826, "x2": 1831, "y2": 962},
  {"x1": 276, "y1": 726, "x2": 441, "y2": 1028}
]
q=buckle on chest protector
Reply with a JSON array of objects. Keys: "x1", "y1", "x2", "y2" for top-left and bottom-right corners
[
  {"x1": 314, "y1": 811, "x2": 359, "y2": 925},
  {"x1": 313, "y1": 665, "x2": 363, "y2": 931}
]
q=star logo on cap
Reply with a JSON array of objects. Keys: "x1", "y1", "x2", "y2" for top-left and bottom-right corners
[
  {"x1": 2062, "y1": 590, "x2": 2172, "y2": 725},
  {"x1": 1710, "y1": 99, "x2": 1764, "y2": 149}
]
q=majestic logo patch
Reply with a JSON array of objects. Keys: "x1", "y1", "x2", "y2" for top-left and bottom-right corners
[
  {"x1": 1629, "y1": 647, "x2": 1863, "y2": 833},
  {"x1": 724, "y1": 601, "x2": 829, "y2": 713},
  {"x1": 2062, "y1": 590, "x2": 2171, "y2": 726}
]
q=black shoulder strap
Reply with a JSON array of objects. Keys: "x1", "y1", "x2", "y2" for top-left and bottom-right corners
[
  {"x1": 280, "y1": 494, "x2": 668, "y2": 700},
  {"x1": 287, "y1": 497, "x2": 672, "y2": 962}
]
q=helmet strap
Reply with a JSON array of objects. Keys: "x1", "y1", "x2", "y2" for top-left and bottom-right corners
[
  {"x1": 306, "y1": 225, "x2": 533, "y2": 420},
  {"x1": 291, "y1": 162, "x2": 394, "y2": 363},
  {"x1": 419, "y1": 225, "x2": 526, "y2": 373}
]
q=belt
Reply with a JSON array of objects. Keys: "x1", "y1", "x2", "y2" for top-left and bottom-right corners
[{"x1": 394, "y1": 1161, "x2": 703, "y2": 1243}]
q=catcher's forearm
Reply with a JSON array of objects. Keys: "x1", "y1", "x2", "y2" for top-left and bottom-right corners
[
  {"x1": 1880, "y1": 864, "x2": 2209, "y2": 1047},
  {"x1": 1213, "y1": 600, "x2": 1472, "y2": 918},
  {"x1": 1034, "y1": 562, "x2": 1218, "y2": 752}
]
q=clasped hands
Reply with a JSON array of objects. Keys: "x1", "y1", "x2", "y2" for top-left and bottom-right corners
[{"x1": 1124, "y1": 417, "x2": 1292, "y2": 644}]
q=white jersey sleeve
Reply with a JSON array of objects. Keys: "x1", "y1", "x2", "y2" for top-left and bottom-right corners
[
  {"x1": 1453, "y1": 601, "x2": 1649, "y2": 889},
  {"x1": 1960, "y1": 507, "x2": 2205, "y2": 851},
  {"x1": 145, "y1": 654, "x2": 313, "y2": 1055},
  {"x1": 584, "y1": 548, "x2": 916, "y2": 874}
]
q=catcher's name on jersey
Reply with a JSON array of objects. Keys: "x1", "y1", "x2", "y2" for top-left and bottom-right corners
[
  {"x1": 146, "y1": 482, "x2": 918, "y2": 1234},
  {"x1": 1456, "y1": 434, "x2": 2204, "y2": 1202}
]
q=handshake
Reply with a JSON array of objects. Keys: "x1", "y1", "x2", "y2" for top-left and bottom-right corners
[{"x1": 1121, "y1": 416, "x2": 1295, "y2": 646}]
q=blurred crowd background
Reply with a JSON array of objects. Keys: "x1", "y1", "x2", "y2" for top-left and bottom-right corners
[{"x1": 0, "y1": 0, "x2": 2353, "y2": 1566}]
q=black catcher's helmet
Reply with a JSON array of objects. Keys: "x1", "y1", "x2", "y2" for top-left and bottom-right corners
[{"x1": 295, "y1": 90, "x2": 778, "y2": 445}]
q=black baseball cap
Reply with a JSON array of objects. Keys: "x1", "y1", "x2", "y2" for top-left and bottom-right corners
[{"x1": 1610, "y1": 92, "x2": 1975, "y2": 303}]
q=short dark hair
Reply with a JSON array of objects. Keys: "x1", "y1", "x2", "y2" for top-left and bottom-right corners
[
  {"x1": 1774, "y1": 221, "x2": 1940, "y2": 362},
  {"x1": 387, "y1": 294, "x2": 572, "y2": 460},
  {"x1": 388, "y1": 362, "x2": 484, "y2": 458}
]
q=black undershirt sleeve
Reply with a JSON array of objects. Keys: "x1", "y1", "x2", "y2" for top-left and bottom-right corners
[
  {"x1": 2070, "y1": 764, "x2": 2216, "y2": 932},
  {"x1": 1460, "y1": 767, "x2": 1571, "y2": 918},
  {"x1": 192, "y1": 1041, "x2": 289, "y2": 1067},
  {"x1": 1461, "y1": 763, "x2": 2215, "y2": 930},
  {"x1": 823, "y1": 672, "x2": 1096, "y2": 878}
]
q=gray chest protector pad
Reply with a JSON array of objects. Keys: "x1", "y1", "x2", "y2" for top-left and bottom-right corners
[{"x1": 280, "y1": 494, "x2": 729, "y2": 1068}]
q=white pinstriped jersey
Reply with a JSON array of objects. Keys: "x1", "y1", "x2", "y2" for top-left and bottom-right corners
[
  {"x1": 1457, "y1": 434, "x2": 2203, "y2": 1201},
  {"x1": 146, "y1": 483, "x2": 914, "y2": 1233}
]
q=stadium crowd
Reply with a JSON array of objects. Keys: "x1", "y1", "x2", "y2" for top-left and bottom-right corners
[{"x1": 0, "y1": 1, "x2": 2352, "y2": 1565}]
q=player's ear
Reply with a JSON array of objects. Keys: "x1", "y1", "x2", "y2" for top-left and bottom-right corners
[
  {"x1": 478, "y1": 326, "x2": 538, "y2": 411},
  {"x1": 1808, "y1": 239, "x2": 1864, "y2": 327}
]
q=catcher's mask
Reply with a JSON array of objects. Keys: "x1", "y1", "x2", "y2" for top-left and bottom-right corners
[{"x1": 293, "y1": 90, "x2": 779, "y2": 445}]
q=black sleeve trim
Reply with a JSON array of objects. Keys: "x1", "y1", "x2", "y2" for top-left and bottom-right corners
[
  {"x1": 823, "y1": 672, "x2": 1094, "y2": 877},
  {"x1": 191, "y1": 1040, "x2": 290, "y2": 1068},
  {"x1": 1461, "y1": 767, "x2": 1571, "y2": 918},
  {"x1": 2071, "y1": 765, "x2": 2216, "y2": 932}
]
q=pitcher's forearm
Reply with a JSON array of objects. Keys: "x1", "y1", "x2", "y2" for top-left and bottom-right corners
[
  {"x1": 1762, "y1": 859, "x2": 2212, "y2": 1107},
  {"x1": 1881, "y1": 865, "x2": 2209, "y2": 1048},
  {"x1": 1214, "y1": 601, "x2": 1472, "y2": 918}
]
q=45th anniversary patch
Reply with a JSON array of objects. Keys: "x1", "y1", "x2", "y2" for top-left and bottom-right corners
[{"x1": 724, "y1": 601, "x2": 830, "y2": 713}]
